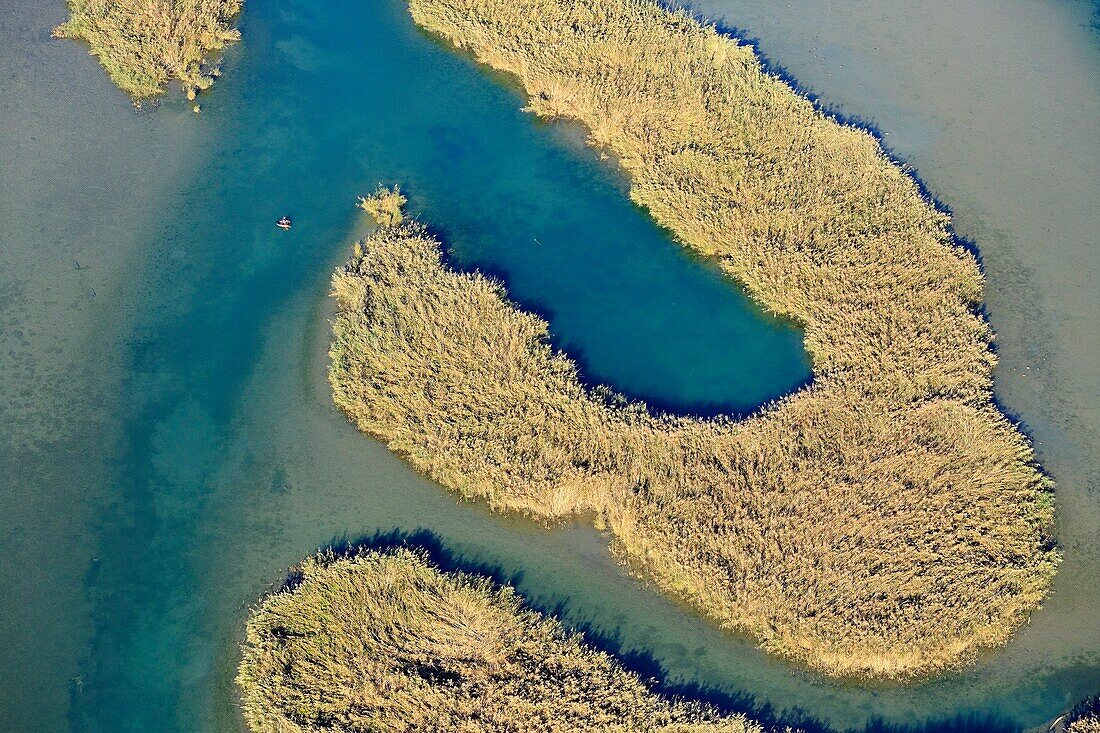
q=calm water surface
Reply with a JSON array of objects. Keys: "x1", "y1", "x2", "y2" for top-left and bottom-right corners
[{"x1": 0, "y1": 0, "x2": 1095, "y2": 731}]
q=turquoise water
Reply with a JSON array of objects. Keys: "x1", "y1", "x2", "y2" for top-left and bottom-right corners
[
  {"x1": 233, "y1": 0, "x2": 811, "y2": 417},
  {"x1": 0, "y1": 0, "x2": 1096, "y2": 731}
]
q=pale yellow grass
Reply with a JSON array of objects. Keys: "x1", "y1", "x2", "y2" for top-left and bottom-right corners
[
  {"x1": 1069, "y1": 708, "x2": 1100, "y2": 733},
  {"x1": 237, "y1": 548, "x2": 762, "y2": 733},
  {"x1": 328, "y1": 0, "x2": 1057, "y2": 680},
  {"x1": 54, "y1": 0, "x2": 242, "y2": 99},
  {"x1": 331, "y1": 192, "x2": 1055, "y2": 679}
]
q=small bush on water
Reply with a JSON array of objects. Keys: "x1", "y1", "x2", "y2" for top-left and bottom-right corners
[
  {"x1": 238, "y1": 548, "x2": 762, "y2": 733},
  {"x1": 358, "y1": 186, "x2": 408, "y2": 227},
  {"x1": 54, "y1": 0, "x2": 242, "y2": 99}
]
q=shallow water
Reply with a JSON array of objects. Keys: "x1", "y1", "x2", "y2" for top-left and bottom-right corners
[{"x1": 0, "y1": 0, "x2": 1096, "y2": 731}]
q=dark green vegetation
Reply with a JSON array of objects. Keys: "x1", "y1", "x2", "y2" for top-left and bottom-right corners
[
  {"x1": 238, "y1": 548, "x2": 761, "y2": 732},
  {"x1": 54, "y1": 0, "x2": 242, "y2": 99}
]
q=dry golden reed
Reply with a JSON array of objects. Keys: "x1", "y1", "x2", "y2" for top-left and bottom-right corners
[
  {"x1": 328, "y1": 0, "x2": 1059, "y2": 680},
  {"x1": 54, "y1": 0, "x2": 242, "y2": 99},
  {"x1": 1068, "y1": 704, "x2": 1100, "y2": 733},
  {"x1": 238, "y1": 548, "x2": 761, "y2": 733},
  {"x1": 357, "y1": 185, "x2": 408, "y2": 227},
  {"x1": 331, "y1": 199, "x2": 1054, "y2": 680},
  {"x1": 1071, "y1": 716, "x2": 1100, "y2": 733}
]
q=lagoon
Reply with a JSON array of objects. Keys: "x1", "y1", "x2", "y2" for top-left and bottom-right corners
[{"x1": 0, "y1": 0, "x2": 1096, "y2": 731}]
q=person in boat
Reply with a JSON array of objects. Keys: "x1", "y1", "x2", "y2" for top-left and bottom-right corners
[{"x1": 277, "y1": 216, "x2": 292, "y2": 230}]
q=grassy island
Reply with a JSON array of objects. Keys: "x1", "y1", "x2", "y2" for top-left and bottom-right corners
[
  {"x1": 329, "y1": 0, "x2": 1059, "y2": 680},
  {"x1": 238, "y1": 548, "x2": 761, "y2": 733},
  {"x1": 54, "y1": 0, "x2": 242, "y2": 99}
]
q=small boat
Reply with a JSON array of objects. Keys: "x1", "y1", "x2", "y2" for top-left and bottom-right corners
[{"x1": 276, "y1": 216, "x2": 292, "y2": 230}]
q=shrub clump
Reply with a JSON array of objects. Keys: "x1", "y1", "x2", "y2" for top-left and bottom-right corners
[
  {"x1": 358, "y1": 186, "x2": 408, "y2": 227},
  {"x1": 238, "y1": 548, "x2": 761, "y2": 733},
  {"x1": 54, "y1": 0, "x2": 243, "y2": 100},
  {"x1": 1072, "y1": 718, "x2": 1100, "y2": 733},
  {"x1": 1067, "y1": 697, "x2": 1100, "y2": 733}
]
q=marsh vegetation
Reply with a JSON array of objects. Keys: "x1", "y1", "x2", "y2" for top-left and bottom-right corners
[
  {"x1": 392, "y1": 0, "x2": 1059, "y2": 679},
  {"x1": 357, "y1": 186, "x2": 408, "y2": 227},
  {"x1": 238, "y1": 548, "x2": 761, "y2": 733},
  {"x1": 1070, "y1": 714, "x2": 1100, "y2": 733},
  {"x1": 1067, "y1": 698, "x2": 1100, "y2": 733},
  {"x1": 54, "y1": 0, "x2": 242, "y2": 99},
  {"x1": 333, "y1": 170, "x2": 1054, "y2": 680}
]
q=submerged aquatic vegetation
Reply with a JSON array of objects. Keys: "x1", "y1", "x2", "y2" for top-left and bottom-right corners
[
  {"x1": 54, "y1": 0, "x2": 242, "y2": 100},
  {"x1": 334, "y1": 174, "x2": 1054, "y2": 680},
  {"x1": 238, "y1": 548, "x2": 761, "y2": 733}
]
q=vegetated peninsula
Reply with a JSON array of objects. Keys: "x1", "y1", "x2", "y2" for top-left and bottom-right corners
[
  {"x1": 395, "y1": 0, "x2": 1059, "y2": 679},
  {"x1": 332, "y1": 0, "x2": 1060, "y2": 680},
  {"x1": 238, "y1": 547, "x2": 762, "y2": 733},
  {"x1": 54, "y1": 0, "x2": 242, "y2": 100},
  {"x1": 332, "y1": 185, "x2": 1053, "y2": 680}
]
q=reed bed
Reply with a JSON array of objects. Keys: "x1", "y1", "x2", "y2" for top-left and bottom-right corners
[
  {"x1": 332, "y1": 170, "x2": 1054, "y2": 680},
  {"x1": 1068, "y1": 698, "x2": 1100, "y2": 733},
  {"x1": 357, "y1": 185, "x2": 408, "y2": 227},
  {"x1": 1070, "y1": 714, "x2": 1100, "y2": 733},
  {"x1": 238, "y1": 548, "x2": 761, "y2": 733},
  {"x1": 54, "y1": 0, "x2": 242, "y2": 99},
  {"x1": 330, "y1": 0, "x2": 1058, "y2": 680},
  {"x1": 396, "y1": 0, "x2": 1059, "y2": 677}
]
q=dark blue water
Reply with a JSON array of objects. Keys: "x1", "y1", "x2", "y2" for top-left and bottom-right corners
[{"x1": 2, "y1": 0, "x2": 1096, "y2": 731}]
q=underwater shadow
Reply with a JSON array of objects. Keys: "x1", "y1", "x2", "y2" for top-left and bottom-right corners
[{"x1": 288, "y1": 526, "x2": 526, "y2": 596}]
